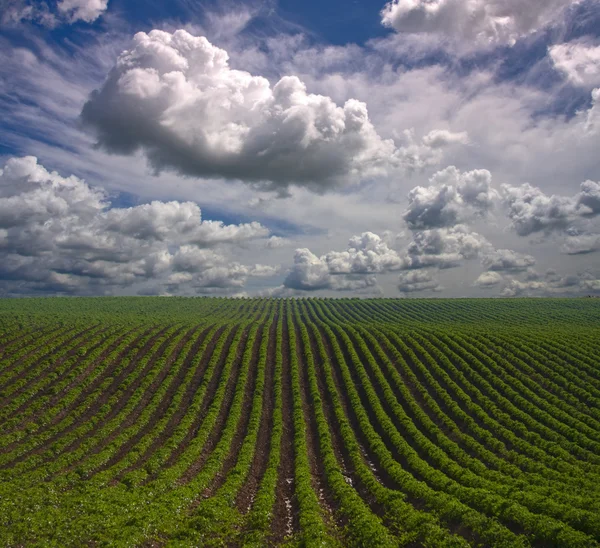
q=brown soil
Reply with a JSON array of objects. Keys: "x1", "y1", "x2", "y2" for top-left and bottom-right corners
[
  {"x1": 291, "y1": 311, "x2": 340, "y2": 531},
  {"x1": 178, "y1": 325, "x2": 250, "y2": 485},
  {"x1": 200, "y1": 323, "x2": 265, "y2": 498},
  {"x1": 88, "y1": 325, "x2": 201, "y2": 476},
  {"x1": 0, "y1": 326, "x2": 93, "y2": 395},
  {"x1": 0, "y1": 324, "x2": 64, "y2": 358},
  {"x1": 236, "y1": 313, "x2": 277, "y2": 513},
  {"x1": 119, "y1": 325, "x2": 222, "y2": 478},
  {"x1": 12, "y1": 326, "x2": 170, "y2": 467},
  {"x1": 269, "y1": 303, "x2": 298, "y2": 543},
  {"x1": 5, "y1": 327, "x2": 118, "y2": 430},
  {"x1": 303, "y1": 302, "x2": 395, "y2": 506},
  {"x1": 159, "y1": 325, "x2": 240, "y2": 474},
  {"x1": 371, "y1": 329, "x2": 481, "y2": 460}
]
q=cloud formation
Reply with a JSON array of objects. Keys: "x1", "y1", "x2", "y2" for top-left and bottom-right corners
[
  {"x1": 57, "y1": 0, "x2": 108, "y2": 23},
  {"x1": 0, "y1": 157, "x2": 272, "y2": 295},
  {"x1": 283, "y1": 232, "x2": 403, "y2": 291},
  {"x1": 1, "y1": 0, "x2": 108, "y2": 26},
  {"x1": 549, "y1": 40, "x2": 600, "y2": 88},
  {"x1": 381, "y1": 0, "x2": 575, "y2": 46},
  {"x1": 399, "y1": 225, "x2": 490, "y2": 269},
  {"x1": 404, "y1": 166, "x2": 497, "y2": 230},
  {"x1": 398, "y1": 270, "x2": 442, "y2": 293},
  {"x1": 473, "y1": 268, "x2": 600, "y2": 297},
  {"x1": 81, "y1": 30, "x2": 444, "y2": 194},
  {"x1": 502, "y1": 179, "x2": 600, "y2": 236},
  {"x1": 474, "y1": 271, "x2": 504, "y2": 287},
  {"x1": 281, "y1": 225, "x2": 494, "y2": 294},
  {"x1": 481, "y1": 248, "x2": 536, "y2": 272}
]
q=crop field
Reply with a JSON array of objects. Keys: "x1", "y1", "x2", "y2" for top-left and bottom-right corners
[{"x1": 0, "y1": 298, "x2": 599, "y2": 547}]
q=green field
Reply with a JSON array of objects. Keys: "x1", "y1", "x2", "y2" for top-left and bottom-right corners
[{"x1": 0, "y1": 298, "x2": 599, "y2": 547}]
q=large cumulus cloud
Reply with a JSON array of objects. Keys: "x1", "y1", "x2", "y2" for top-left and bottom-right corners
[
  {"x1": 281, "y1": 225, "x2": 492, "y2": 294},
  {"x1": 283, "y1": 232, "x2": 402, "y2": 291},
  {"x1": 403, "y1": 166, "x2": 497, "y2": 230},
  {"x1": 399, "y1": 225, "x2": 490, "y2": 269},
  {"x1": 0, "y1": 157, "x2": 273, "y2": 295},
  {"x1": 480, "y1": 248, "x2": 536, "y2": 272},
  {"x1": 381, "y1": 0, "x2": 575, "y2": 46},
  {"x1": 80, "y1": 30, "x2": 453, "y2": 194},
  {"x1": 502, "y1": 179, "x2": 600, "y2": 236},
  {"x1": 398, "y1": 270, "x2": 442, "y2": 293}
]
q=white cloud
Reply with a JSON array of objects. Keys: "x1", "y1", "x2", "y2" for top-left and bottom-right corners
[
  {"x1": 422, "y1": 129, "x2": 469, "y2": 148},
  {"x1": 549, "y1": 40, "x2": 600, "y2": 88},
  {"x1": 502, "y1": 179, "x2": 600, "y2": 236},
  {"x1": 57, "y1": 0, "x2": 108, "y2": 23},
  {"x1": 403, "y1": 166, "x2": 497, "y2": 229},
  {"x1": 481, "y1": 270, "x2": 596, "y2": 296},
  {"x1": 399, "y1": 225, "x2": 490, "y2": 269},
  {"x1": 1, "y1": 0, "x2": 107, "y2": 26},
  {"x1": 324, "y1": 232, "x2": 404, "y2": 274},
  {"x1": 474, "y1": 271, "x2": 504, "y2": 287},
  {"x1": 81, "y1": 30, "x2": 421, "y2": 194},
  {"x1": 561, "y1": 234, "x2": 600, "y2": 254},
  {"x1": 481, "y1": 248, "x2": 536, "y2": 271},
  {"x1": 381, "y1": 0, "x2": 575, "y2": 47},
  {"x1": 0, "y1": 157, "x2": 272, "y2": 295},
  {"x1": 283, "y1": 232, "x2": 403, "y2": 291},
  {"x1": 264, "y1": 235, "x2": 290, "y2": 249},
  {"x1": 283, "y1": 248, "x2": 331, "y2": 291},
  {"x1": 281, "y1": 225, "x2": 494, "y2": 294},
  {"x1": 1, "y1": 0, "x2": 57, "y2": 26},
  {"x1": 398, "y1": 270, "x2": 442, "y2": 293}
]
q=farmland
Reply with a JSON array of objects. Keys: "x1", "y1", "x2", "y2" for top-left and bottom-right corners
[{"x1": 0, "y1": 298, "x2": 599, "y2": 547}]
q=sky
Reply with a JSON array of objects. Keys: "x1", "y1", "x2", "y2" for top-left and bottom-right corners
[{"x1": 1, "y1": 0, "x2": 600, "y2": 298}]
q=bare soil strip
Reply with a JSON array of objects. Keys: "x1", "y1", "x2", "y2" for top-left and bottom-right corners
[
  {"x1": 62, "y1": 326, "x2": 189, "y2": 474},
  {"x1": 269, "y1": 304, "x2": 297, "y2": 543},
  {"x1": 6, "y1": 328, "x2": 117, "y2": 428},
  {"x1": 90, "y1": 325, "x2": 202, "y2": 476},
  {"x1": 178, "y1": 325, "x2": 251, "y2": 484},
  {"x1": 0, "y1": 326, "x2": 96, "y2": 395},
  {"x1": 292, "y1": 312, "x2": 341, "y2": 534},
  {"x1": 236, "y1": 314, "x2": 278, "y2": 513},
  {"x1": 371, "y1": 329, "x2": 481, "y2": 460},
  {"x1": 0, "y1": 324, "x2": 64, "y2": 359},
  {"x1": 159, "y1": 325, "x2": 240, "y2": 473},
  {"x1": 119, "y1": 325, "x2": 220, "y2": 478},
  {"x1": 15, "y1": 326, "x2": 170, "y2": 466},
  {"x1": 200, "y1": 323, "x2": 265, "y2": 497}
]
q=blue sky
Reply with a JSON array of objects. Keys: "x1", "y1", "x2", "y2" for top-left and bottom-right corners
[{"x1": 1, "y1": 0, "x2": 600, "y2": 297}]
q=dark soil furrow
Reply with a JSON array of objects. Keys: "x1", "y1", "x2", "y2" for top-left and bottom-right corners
[
  {"x1": 292, "y1": 312, "x2": 340, "y2": 531},
  {"x1": 201, "y1": 324, "x2": 265, "y2": 497},
  {"x1": 269, "y1": 303, "x2": 297, "y2": 542},
  {"x1": 0, "y1": 324, "x2": 64, "y2": 359},
  {"x1": 159, "y1": 325, "x2": 240, "y2": 473},
  {"x1": 16, "y1": 326, "x2": 169, "y2": 464},
  {"x1": 178, "y1": 325, "x2": 251, "y2": 485},
  {"x1": 236, "y1": 314, "x2": 278, "y2": 513},
  {"x1": 5, "y1": 328, "x2": 118, "y2": 428},
  {"x1": 119, "y1": 325, "x2": 221, "y2": 478},
  {"x1": 60, "y1": 326, "x2": 188, "y2": 475},
  {"x1": 0, "y1": 326, "x2": 93, "y2": 395},
  {"x1": 88, "y1": 325, "x2": 202, "y2": 475}
]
